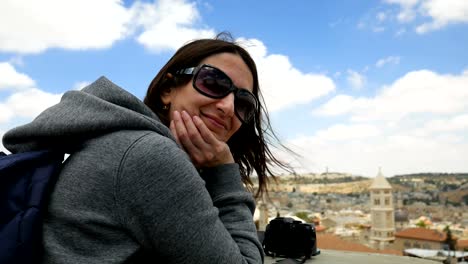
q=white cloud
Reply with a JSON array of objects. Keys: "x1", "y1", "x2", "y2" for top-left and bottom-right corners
[
  {"x1": 5, "y1": 88, "x2": 62, "y2": 119},
  {"x1": 376, "y1": 56, "x2": 401, "y2": 67},
  {"x1": 0, "y1": 0, "x2": 219, "y2": 54},
  {"x1": 0, "y1": 104, "x2": 14, "y2": 124},
  {"x1": 315, "y1": 69, "x2": 468, "y2": 122},
  {"x1": 0, "y1": 129, "x2": 7, "y2": 153},
  {"x1": 424, "y1": 114, "x2": 468, "y2": 132},
  {"x1": 72, "y1": 81, "x2": 91, "y2": 90},
  {"x1": 239, "y1": 38, "x2": 335, "y2": 112},
  {"x1": 285, "y1": 129, "x2": 468, "y2": 176},
  {"x1": 130, "y1": 0, "x2": 215, "y2": 53},
  {"x1": 347, "y1": 70, "x2": 366, "y2": 90},
  {"x1": 0, "y1": 64, "x2": 61, "y2": 125},
  {"x1": 384, "y1": 0, "x2": 420, "y2": 7},
  {"x1": 298, "y1": 69, "x2": 468, "y2": 176},
  {"x1": 0, "y1": 62, "x2": 35, "y2": 90},
  {"x1": 384, "y1": 0, "x2": 420, "y2": 22},
  {"x1": 397, "y1": 7, "x2": 418, "y2": 23},
  {"x1": 0, "y1": 0, "x2": 131, "y2": 54},
  {"x1": 416, "y1": 0, "x2": 468, "y2": 33},
  {"x1": 314, "y1": 124, "x2": 381, "y2": 142},
  {"x1": 384, "y1": 0, "x2": 468, "y2": 33},
  {"x1": 312, "y1": 95, "x2": 371, "y2": 116}
]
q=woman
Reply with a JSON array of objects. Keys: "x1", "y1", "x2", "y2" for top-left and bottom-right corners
[{"x1": 3, "y1": 33, "x2": 286, "y2": 263}]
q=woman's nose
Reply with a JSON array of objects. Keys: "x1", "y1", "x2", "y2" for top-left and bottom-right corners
[{"x1": 216, "y1": 92, "x2": 235, "y2": 117}]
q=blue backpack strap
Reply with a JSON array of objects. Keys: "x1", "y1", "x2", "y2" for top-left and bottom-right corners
[{"x1": 0, "y1": 150, "x2": 64, "y2": 264}]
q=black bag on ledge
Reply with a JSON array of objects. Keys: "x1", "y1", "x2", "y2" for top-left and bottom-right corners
[{"x1": 262, "y1": 217, "x2": 320, "y2": 263}]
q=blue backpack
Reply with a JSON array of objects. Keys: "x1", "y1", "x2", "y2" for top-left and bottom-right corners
[{"x1": 0, "y1": 150, "x2": 64, "y2": 264}]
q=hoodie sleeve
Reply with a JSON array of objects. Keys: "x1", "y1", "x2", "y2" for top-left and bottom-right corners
[{"x1": 115, "y1": 133, "x2": 263, "y2": 263}]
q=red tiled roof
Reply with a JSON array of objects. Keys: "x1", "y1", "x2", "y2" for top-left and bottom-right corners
[
  {"x1": 395, "y1": 228, "x2": 446, "y2": 242},
  {"x1": 317, "y1": 233, "x2": 402, "y2": 256},
  {"x1": 457, "y1": 239, "x2": 468, "y2": 250}
]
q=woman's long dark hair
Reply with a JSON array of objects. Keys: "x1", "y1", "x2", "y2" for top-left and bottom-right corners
[{"x1": 144, "y1": 32, "x2": 293, "y2": 198}]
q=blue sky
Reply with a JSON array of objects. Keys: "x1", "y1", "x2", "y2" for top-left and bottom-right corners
[{"x1": 1, "y1": 0, "x2": 468, "y2": 177}]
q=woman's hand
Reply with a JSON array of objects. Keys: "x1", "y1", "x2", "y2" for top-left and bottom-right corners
[{"x1": 170, "y1": 110, "x2": 235, "y2": 168}]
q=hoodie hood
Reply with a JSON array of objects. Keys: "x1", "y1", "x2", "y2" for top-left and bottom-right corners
[{"x1": 3, "y1": 76, "x2": 173, "y2": 153}]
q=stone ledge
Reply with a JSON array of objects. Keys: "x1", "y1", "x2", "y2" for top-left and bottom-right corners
[{"x1": 265, "y1": 249, "x2": 436, "y2": 264}]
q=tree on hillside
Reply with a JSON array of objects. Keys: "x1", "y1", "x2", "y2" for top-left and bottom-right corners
[
  {"x1": 463, "y1": 194, "x2": 468, "y2": 205},
  {"x1": 416, "y1": 220, "x2": 428, "y2": 228},
  {"x1": 295, "y1": 212, "x2": 310, "y2": 222}
]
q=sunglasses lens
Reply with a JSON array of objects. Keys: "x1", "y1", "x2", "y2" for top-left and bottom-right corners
[
  {"x1": 192, "y1": 65, "x2": 257, "y2": 123},
  {"x1": 195, "y1": 66, "x2": 231, "y2": 98},
  {"x1": 235, "y1": 90, "x2": 257, "y2": 123}
]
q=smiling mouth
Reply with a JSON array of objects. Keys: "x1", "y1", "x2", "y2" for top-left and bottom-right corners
[{"x1": 201, "y1": 113, "x2": 226, "y2": 130}]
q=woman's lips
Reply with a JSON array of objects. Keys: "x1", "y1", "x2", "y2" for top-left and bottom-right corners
[{"x1": 201, "y1": 113, "x2": 227, "y2": 130}]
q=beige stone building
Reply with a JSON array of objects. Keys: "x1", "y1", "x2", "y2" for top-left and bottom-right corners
[
  {"x1": 369, "y1": 169, "x2": 395, "y2": 249},
  {"x1": 394, "y1": 227, "x2": 447, "y2": 251}
]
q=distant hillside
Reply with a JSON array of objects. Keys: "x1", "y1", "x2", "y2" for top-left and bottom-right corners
[
  {"x1": 389, "y1": 173, "x2": 468, "y2": 205},
  {"x1": 388, "y1": 173, "x2": 468, "y2": 190},
  {"x1": 299, "y1": 180, "x2": 372, "y2": 194},
  {"x1": 440, "y1": 189, "x2": 468, "y2": 205},
  {"x1": 390, "y1": 172, "x2": 468, "y2": 180},
  {"x1": 270, "y1": 172, "x2": 372, "y2": 194},
  {"x1": 276, "y1": 173, "x2": 369, "y2": 185},
  {"x1": 264, "y1": 172, "x2": 468, "y2": 196},
  {"x1": 269, "y1": 178, "x2": 373, "y2": 194}
]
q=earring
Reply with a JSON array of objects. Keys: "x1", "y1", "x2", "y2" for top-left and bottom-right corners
[{"x1": 162, "y1": 104, "x2": 169, "y2": 110}]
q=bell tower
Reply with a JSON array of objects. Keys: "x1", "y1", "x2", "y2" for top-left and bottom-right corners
[{"x1": 369, "y1": 168, "x2": 395, "y2": 249}]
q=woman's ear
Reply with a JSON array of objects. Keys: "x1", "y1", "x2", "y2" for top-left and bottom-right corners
[{"x1": 161, "y1": 73, "x2": 174, "y2": 105}]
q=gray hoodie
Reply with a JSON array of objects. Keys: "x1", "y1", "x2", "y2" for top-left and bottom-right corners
[{"x1": 3, "y1": 77, "x2": 263, "y2": 264}]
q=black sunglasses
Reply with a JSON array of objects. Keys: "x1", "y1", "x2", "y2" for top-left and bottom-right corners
[{"x1": 174, "y1": 64, "x2": 258, "y2": 124}]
